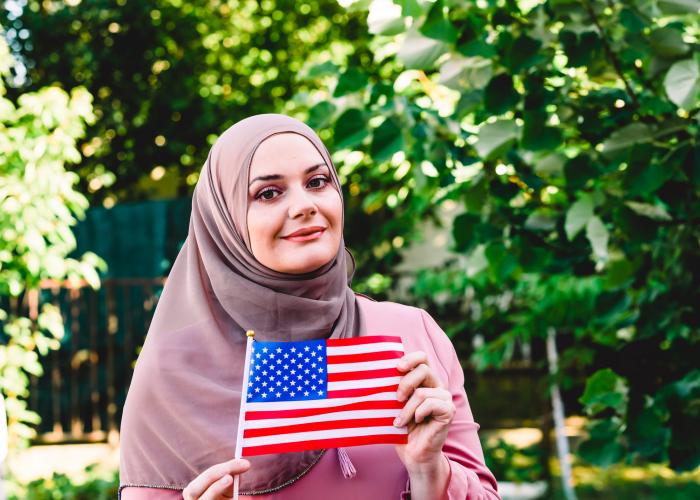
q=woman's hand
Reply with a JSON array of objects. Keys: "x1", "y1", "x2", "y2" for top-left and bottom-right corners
[
  {"x1": 182, "y1": 458, "x2": 250, "y2": 500},
  {"x1": 393, "y1": 351, "x2": 455, "y2": 499}
]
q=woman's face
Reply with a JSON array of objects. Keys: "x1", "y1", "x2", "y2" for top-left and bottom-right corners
[{"x1": 246, "y1": 133, "x2": 343, "y2": 274}]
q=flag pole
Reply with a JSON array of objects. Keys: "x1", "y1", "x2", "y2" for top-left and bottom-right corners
[{"x1": 233, "y1": 330, "x2": 255, "y2": 500}]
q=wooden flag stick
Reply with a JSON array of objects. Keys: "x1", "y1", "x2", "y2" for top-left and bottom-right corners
[{"x1": 233, "y1": 330, "x2": 255, "y2": 500}]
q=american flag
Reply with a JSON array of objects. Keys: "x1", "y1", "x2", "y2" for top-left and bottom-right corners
[{"x1": 239, "y1": 335, "x2": 408, "y2": 456}]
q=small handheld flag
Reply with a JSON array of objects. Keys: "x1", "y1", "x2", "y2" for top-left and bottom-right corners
[{"x1": 238, "y1": 335, "x2": 408, "y2": 457}]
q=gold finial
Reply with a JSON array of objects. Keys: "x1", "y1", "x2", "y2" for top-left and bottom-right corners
[{"x1": 246, "y1": 330, "x2": 255, "y2": 338}]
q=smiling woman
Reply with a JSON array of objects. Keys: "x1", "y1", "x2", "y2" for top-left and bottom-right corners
[
  {"x1": 247, "y1": 133, "x2": 343, "y2": 275},
  {"x1": 118, "y1": 114, "x2": 499, "y2": 500}
]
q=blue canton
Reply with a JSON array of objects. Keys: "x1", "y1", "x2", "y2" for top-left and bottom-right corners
[{"x1": 246, "y1": 339, "x2": 328, "y2": 402}]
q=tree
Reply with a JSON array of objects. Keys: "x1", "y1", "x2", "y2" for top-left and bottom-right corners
[
  {"x1": 0, "y1": 37, "x2": 104, "y2": 449},
  {"x1": 2, "y1": 0, "x2": 372, "y2": 204},
  {"x1": 287, "y1": 0, "x2": 700, "y2": 470}
]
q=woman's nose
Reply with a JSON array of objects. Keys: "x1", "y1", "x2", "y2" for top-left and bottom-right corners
[{"x1": 288, "y1": 187, "x2": 317, "y2": 219}]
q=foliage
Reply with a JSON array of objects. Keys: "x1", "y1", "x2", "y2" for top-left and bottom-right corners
[
  {"x1": 481, "y1": 437, "x2": 545, "y2": 483},
  {"x1": 283, "y1": 0, "x2": 700, "y2": 471},
  {"x1": 0, "y1": 37, "x2": 105, "y2": 450},
  {"x1": 6, "y1": 465, "x2": 118, "y2": 500},
  {"x1": 1, "y1": 0, "x2": 372, "y2": 204},
  {"x1": 4, "y1": 0, "x2": 699, "y2": 473}
]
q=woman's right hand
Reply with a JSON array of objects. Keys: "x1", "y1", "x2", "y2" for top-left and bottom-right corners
[{"x1": 182, "y1": 458, "x2": 251, "y2": 500}]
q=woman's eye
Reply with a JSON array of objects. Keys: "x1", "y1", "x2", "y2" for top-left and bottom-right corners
[
  {"x1": 256, "y1": 188, "x2": 280, "y2": 201},
  {"x1": 308, "y1": 176, "x2": 329, "y2": 188}
]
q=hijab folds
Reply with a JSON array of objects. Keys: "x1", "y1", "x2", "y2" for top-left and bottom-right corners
[{"x1": 119, "y1": 114, "x2": 366, "y2": 493}]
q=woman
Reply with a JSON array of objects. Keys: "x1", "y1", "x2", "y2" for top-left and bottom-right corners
[{"x1": 119, "y1": 114, "x2": 499, "y2": 499}]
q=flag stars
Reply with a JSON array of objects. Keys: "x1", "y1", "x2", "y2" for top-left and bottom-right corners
[{"x1": 262, "y1": 347, "x2": 269, "y2": 353}]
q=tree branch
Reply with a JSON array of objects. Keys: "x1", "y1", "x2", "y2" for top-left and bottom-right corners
[{"x1": 581, "y1": 0, "x2": 640, "y2": 109}]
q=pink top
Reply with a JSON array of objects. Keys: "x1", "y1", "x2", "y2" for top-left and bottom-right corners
[{"x1": 120, "y1": 296, "x2": 499, "y2": 499}]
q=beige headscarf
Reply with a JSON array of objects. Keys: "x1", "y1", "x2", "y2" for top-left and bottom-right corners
[{"x1": 119, "y1": 114, "x2": 366, "y2": 494}]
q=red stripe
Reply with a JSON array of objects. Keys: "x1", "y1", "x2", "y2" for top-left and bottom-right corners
[
  {"x1": 327, "y1": 368, "x2": 401, "y2": 382},
  {"x1": 326, "y1": 336, "x2": 402, "y2": 346},
  {"x1": 327, "y1": 350, "x2": 403, "y2": 364},
  {"x1": 328, "y1": 384, "x2": 399, "y2": 399},
  {"x1": 243, "y1": 417, "x2": 396, "y2": 438},
  {"x1": 245, "y1": 400, "x2": 402, "y2": 420},
  {"x1": 242, "y1": 434, "x2": 407, "y2": 456}
]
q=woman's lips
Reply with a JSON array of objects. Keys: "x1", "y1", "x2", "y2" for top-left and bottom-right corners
[{"x1": 282, "y1": 229, "x2": 326, "y2": 242}]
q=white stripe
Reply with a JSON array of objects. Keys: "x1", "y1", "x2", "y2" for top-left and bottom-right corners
[
  {"x1": 327, "y1": 359, "x2": 399, "y2": 373},
  {"x1": 243, "y1": 409, "x2": 401, "y2": 429},
  {"x1": 242, "y1": 426, "x2": 407, "y2": 448},
  {"x1": 245, "y1": 390, "x2": 397, "y2": 412},
  {"x1": 328, "y1": 376, "x2": 401, "y2": 391},
  {"x1": 326, "y1": 342, "x2": 403, "y2": 356}
]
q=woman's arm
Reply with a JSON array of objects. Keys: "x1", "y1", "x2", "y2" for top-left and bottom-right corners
[{"x1": 419, "y1": 309, "x2": 499, "y2": 500}]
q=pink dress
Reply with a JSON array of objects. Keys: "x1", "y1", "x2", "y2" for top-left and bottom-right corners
[{"x1": 120, "y1": 296, "x2": 500, "y2": 499}]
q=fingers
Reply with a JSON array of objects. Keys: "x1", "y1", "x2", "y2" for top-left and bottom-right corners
[
  {"x1": 396, "y1": 363, "x2": 440, "y2": 402},
  {"x1": 183, "y1": 459, "x2": 250, "y2": 500},
  {"x1": 394, "y1": 387, "x2": 452, "y2": 427},
  {"x1": 396, "y1": 351, "x2": 429, "y2": 373},
  {"x1": 199, "y1": 474, "x2": 233, "y2": 500}
]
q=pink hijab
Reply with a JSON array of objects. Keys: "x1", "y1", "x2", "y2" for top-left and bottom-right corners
[{"x1": 119, "y1": 114, "x2": 366, "y2": 493}]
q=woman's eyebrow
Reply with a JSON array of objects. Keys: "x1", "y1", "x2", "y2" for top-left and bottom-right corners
[{"x1": 249, "y1": 163, "x2": 327, "y2": 185}]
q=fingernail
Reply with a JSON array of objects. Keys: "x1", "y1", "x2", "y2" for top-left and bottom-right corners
[
  {"x1": 393, "y1": 417, "x2": 401, "y2": 426},
  {"x1": 221, "y1": 475, "x2": 232, "y2": 484}
]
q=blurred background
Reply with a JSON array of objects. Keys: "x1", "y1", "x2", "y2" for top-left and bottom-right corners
[{"x1": 0, "y1": 0, "x2": 699, "y2": 498}]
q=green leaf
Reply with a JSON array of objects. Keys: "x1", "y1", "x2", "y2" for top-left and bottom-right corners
[
  {"x1": 397, "y1": 29, "x2": 448, "y2": 69},
  {"x1": 649, "y1": 27, "x2": 689, "y2": 58},
  {"x1": 658, "y1": 0, "x2": 700, "y2": 15},
  {"x1": 664, "y1": 58, "x2": 700, "y2": 110},
  {"x1": 368, "y1": 0, "x2": 406, "y2": 36},
  {"x1": 333, "y1": 109, "x2": 368, "y2": 149},
  {"x1": 624, "y1": 161, "x2": 674, "y2": 195},
  {"x1": 484, "y1": 74, "x2": 519, "y2": 114},
  {"x1": 333, "y1": 68, "x2": 369, "y2": 97},
  {"x1": 580, "y1": 368, "x2": 629, "y2": 415},
  {"x1": 438, "y1": 55, "x2": 492, "y2": 90},
  {"x1": 418, "y1": 0, "x2": 458, "y2": 43},
  {"x1": 307, "y1": 101, "x2": 336, "y2": 129},
  {"x1": 565, "y1": 194, "x2": 594, "y2": 240},
  {"x1": 371, "y1": 117, "x2": 404, "y2": 163},
  {"x1": 601, "y1": 123, "x2": 653, "y2": 158},
  {"x1": 521, "y1": 110, "x2": 562, "y2": 151},
  {"x1": 586, "y1": 216, "x2": 609, "y2": 261},
  {"x1": 396, "y1": 0, "x2": 426, "y2": 17},
  {"x1": 578, "y1": 433, "x2": 626, "y2": 466},
  {"x1": 474, "y1": 120, "x2": 520, "y2": 160},
  {"x1": 624, "y1": 201, "x2": 672, "y2": 221}
]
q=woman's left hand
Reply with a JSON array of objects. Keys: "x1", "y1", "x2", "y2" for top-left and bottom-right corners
[{"x1": 393, "y1": 350, "x2": 456, "y2": 474}]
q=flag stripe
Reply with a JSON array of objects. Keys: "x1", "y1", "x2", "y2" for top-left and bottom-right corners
[
  {"x1": 327, "y1": 368, "x2": 401, "y2": 382},
  {"x1": 326, "y1": 359, "x2": 399, "y2": 372},
  {"x1": 328, "y1": 384, "x2": 400, "y2": 399},
  {"x1": 242, "y1": 426, "x2": 406, "y2": 448},
  {"x1": 326, "y1": 336, "x2": 402, "y2": 347},
  {"x1": 245, "y1": 399, "x2": 402, "y2": 420},
  {"x1": 328, "y1": 376, "x2": 400, "y2": 391},
  {"x1": 326, "y1": 350, "x2": 403, "y2": 364},
  {"x1": 242, "y1": 434, "x2": 407, "y2": 456},
  {"x1": 243, "y1": 409, "x2": 401, "y2": 429},
  {"x1": 246, "y1": 390, "x2": 397, "y2": 412},
  {"x1": 326, "y1": 342, "x2": 404, "y2": 355},
  {"x1": 243, "y1": 417, "x2": 397, "y2": 438}
]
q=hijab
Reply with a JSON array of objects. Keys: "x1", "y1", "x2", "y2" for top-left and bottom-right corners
[{"x1": 119, "y1": 114, "x2": 366, "y2": 493}]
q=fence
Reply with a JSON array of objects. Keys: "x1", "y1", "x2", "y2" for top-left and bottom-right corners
[{"x1": 23, "y1": 278, "x2": 165, "y2": 444}]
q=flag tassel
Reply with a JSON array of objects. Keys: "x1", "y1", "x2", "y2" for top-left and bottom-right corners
[{"x1": 337, "y1": 447, "x2": 357, "y2": 479}]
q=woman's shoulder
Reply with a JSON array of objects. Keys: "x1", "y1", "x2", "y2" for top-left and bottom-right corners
[
  {"x1": 354, "y1": 291, "x2": 423, "y2": 318},
  {"x1": 353, "y1": 292, "x2": 458, "y2": 376}
]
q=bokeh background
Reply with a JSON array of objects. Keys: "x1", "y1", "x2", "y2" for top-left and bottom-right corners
[{"x1": 1, "y1": 0, "x2": 699, "y2": 498}]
